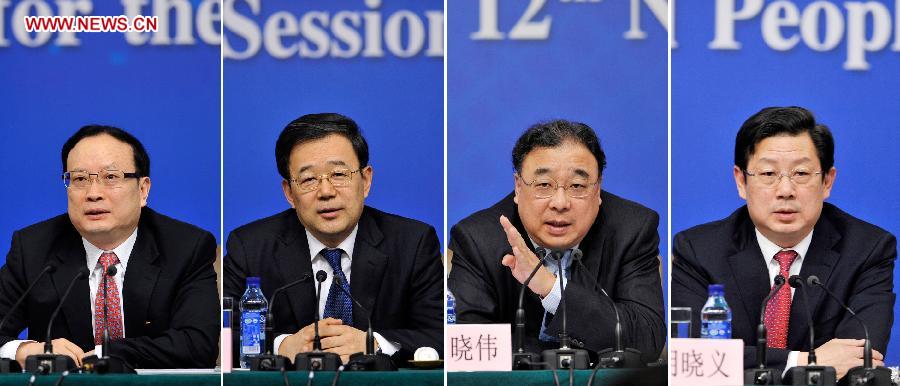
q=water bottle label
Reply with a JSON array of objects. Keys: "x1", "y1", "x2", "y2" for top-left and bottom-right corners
[
  {"x1": 701, "y1": 321, "x2": 731, "y2": 339},
  {"x1": 241, "y1": 311, "x2": 264, "y2": 354},
  {"x1": 447, "y1": 312, "x2": 456, "y2": 324}
]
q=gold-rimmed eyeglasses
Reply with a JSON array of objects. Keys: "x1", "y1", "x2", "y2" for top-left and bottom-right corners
[
  {"x1": 743, "y1": 168, "x2": 822, "y2": 186},
  {"x1": 290, "y1": 168, "x2": 362, "y2": 192},
  {"x1": 519, "y1": 174, "x2": 599, "y2": 199},
  {"x1": 63, "y1": 170, "x2": 140, "y2": 189}
]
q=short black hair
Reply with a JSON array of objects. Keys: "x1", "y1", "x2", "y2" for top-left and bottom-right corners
[
  {"x1": 275, "y1": 113, "x2": 370, "y2": 180},
  {"x1": 735, "y1": 106, "x2": 834, "y2": 174},
  {"x1": 512, "y1": 119, "x2": 607, "y2": 176},
  {"x1": 61, "y1": 125, "x2": 151, "y2": 177}
]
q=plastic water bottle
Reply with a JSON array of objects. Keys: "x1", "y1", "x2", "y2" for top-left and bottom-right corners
[
  {"x1": 700, "y1": 284, "x2": 732, "y2": 339},
  {"x1": 446, "y1": 289, "x2": 456, "y2": 324},
  {"x1": 239, "y1": 277, "x2": 268, "y2": 368}
]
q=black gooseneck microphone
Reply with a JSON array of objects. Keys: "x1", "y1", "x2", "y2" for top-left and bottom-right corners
[
  {"x1": 807, "y1": 275, "x2": 891, "y2": 386},
  {"x1": 25, "y1": 269, "x2": 88, "y2": 374},
  {"x1": 541, "y1": 249, "x2": 589, "y2": 370},
  {"x1": 0, "y1": 264, "x2": 56, "y2": 374},
  {"x1": 331, "y1": 276, "x2": 397, "y2": 371},
  {"x1": 295, "y1": 270, "x2": 341, "y2": 371},
  {"x1": 783, "y1": 275, "x2": 836, "y2": 386},
  {"x1": 745, "y1": 274, "x2": 786, "y2": 385},
  {"x1": 249, "y1": 272, "x2": 312, "y2": 371},
  {"x1": 512, "y1": 247, "x2": 552, "y2": 370},
  {"x1": 566, "y1": 248, "x2": 642, "y2": 370},
  {"x1": 81, "y1": 265, "x2": 135, "y2": 374}
]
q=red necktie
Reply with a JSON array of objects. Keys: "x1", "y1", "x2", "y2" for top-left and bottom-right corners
[
  {"x1": 764, "y1": 250, "x2": 798, "y2": 349},
  {"x1": 94, "y1": 252, "x2": 124, "y2": 345}
]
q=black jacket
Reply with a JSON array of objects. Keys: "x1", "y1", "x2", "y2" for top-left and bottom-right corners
[
  {"x1": 223, "y1": 207, "x2": 444, "y2": 365},
  {"x1": 448, "y1": 191, "x2": 665, "y2": 363},
  {"x1": 672, "y1": 203, "x2": 896, "y2": 371},
  {"x1": 0, "y1": 207, "x2": 219, "y2": 368}
]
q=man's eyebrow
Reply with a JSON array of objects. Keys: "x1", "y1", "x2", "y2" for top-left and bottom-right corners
[
  {"x1": 327, "y1": 160, "x2": 349, "y2": 167},
  {"x1": 572, "y1": 169, "x2": 589, "y2": 178},
  {"x1": 532, "y1": 168, "x2": 550, "y2": 176}
]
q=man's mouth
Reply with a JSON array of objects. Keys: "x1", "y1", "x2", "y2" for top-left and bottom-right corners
[
  {"x1": 544, "y1": 220, "x2": 572, "y2": 235},
  {"x1": 318, "y1": 207, "x2": 342, "y2": 220},
  {"x1": 84, "y1": 209, "x2": 110, "y2": 219},
  {"x1": 773, "y1": 208, "x2": 798, "y2": 221}
]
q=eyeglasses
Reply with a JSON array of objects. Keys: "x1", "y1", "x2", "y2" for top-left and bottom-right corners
[
  {"x1": 290, "y1": 168, "x2": 362, "y2": 192},
  {"x1": 743, "y1": 168, "x2": 822, "y2": 186},
  {"x1": 63, "y1": 170, "x2": 140, "y2": 189},
  {"x1": 519, "y1": 174, "x2": 599, "y2": 199}
]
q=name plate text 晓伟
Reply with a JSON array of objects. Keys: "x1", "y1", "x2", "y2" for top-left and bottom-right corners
[{"x1": 445, "y1": 323, "x2": 511, "y2": 371}]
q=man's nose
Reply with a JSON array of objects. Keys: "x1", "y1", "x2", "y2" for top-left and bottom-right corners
[
  {"x1": 316, "y1": 177, "x2": 337, "y2": 199},
  {"x1": 774, "y1": 174, "x2": 796, "y2": 199},
  {"x1": 548, "y1": 186, "x2": 571, "y2": 210}
]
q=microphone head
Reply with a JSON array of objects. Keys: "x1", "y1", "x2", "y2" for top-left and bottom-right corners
[
  {"x1": 807, "y1": 275, "x2": 821, "y2": 286},
  {"x1": 46, "y1": 264, "x2": 57, "y2": 274},
  {"x1": 106, "y1": 265, "x2": 117, "y2": 277},
  {"x1": 788, "y1": 275, "x2": 804, "y2": 288},
  {"x1": 571, "y1": 248, "x2": 583, "y2": 261},
  {"x1": 773, "y1": 274, "x2": 785, "y2": 285},
  {"x1": 78, "y1": 268, "x2": 90, "y2": 279},
  {"x1": 315, "y1": 270, "x2": 328, "y2": 283},
  {"x1": 333, "y1": 275, "x2": 343, "y2": 286},
  {"x1": 533, "y1": 247, "x2": 548, "y2": 259}
]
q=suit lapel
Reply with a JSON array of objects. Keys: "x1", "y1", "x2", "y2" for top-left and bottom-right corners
[
  {"x1": 51, "y1": 229, "x2": 93, "y2": 349},
  {"x1": 349, "y1": 210, "x2": 388, "y2": 329},
  {"x1": 726, "y1": 221, "x2": 771, "y2": 331},
  {"x1": 123, "y1": 223, "x2": 161, "y2": 338},
  {"x1": 789, "y1": 216, "x2": 840, "y2": 349},
  {"x1": 272, "y1": 216, "x2": 316, "y2": 327}
]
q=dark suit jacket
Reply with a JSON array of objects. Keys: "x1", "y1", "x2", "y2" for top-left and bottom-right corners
[
  {"x1": 223, "y1": 207, "x2": 443, "y2": 365},
  {"x1": 672, "y1": 203, "x2": 896, "y2": 371},
  {"x1": 448, "y1": 191, "x2": 665, "y2": 363},
  {"x1": 0, "y1": 207, "x2": 219, "y2": 368}
]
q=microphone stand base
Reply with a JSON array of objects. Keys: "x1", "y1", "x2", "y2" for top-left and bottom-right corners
[
  {"x1": 0, "y1": 358, "x2": 21, "y2": 373},
  {"x1": 744, "y1": 367, "x2": 782, "y2": 385},
  {"x1": 596, "y1": 348, "x2": 645, "y2": 369},
  {"x1": 248, "y1": 354, "x2": 292, "y2": 371},
  {"x1": 24, "y1": 354, "x2": 76, "y2": 374},
  {"x1": 839, "y1": 366, "x2": 892, "y2": 386},
  {"x1": 81, "y1": 355, "x2": 135, "y2": 374},
  {"x1": 345, "y1": 352, "x2": 396, "y2": 371},
  {"x1": 784, "y1": 365, "x2": 837, "y2": 386},
  {"x1": 541, "y1": 348, "x2": 590, "y2": 370},
  {"x1": 294, "y1": 351, "x2": 342, "y2": 371},
  {"x1": 512, "y1": 352, "x2": 543, "y2": 370}
]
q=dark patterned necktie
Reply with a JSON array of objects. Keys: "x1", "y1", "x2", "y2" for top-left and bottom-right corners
[
  {"x1": 94, "y1": 252, "x2": 123, "y2": 345},
  {"x1": 322, "y1": 248, "x2": 353, "y2": 326},
  {"x1": 765, "y1": 250, "x2": 798, "y2": 349}
]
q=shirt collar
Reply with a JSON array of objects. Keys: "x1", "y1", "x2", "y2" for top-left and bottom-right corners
[
  {"x1": 305, "y1": 224, "x2": 359, "y2": 261},
  {"x1": 83, "y1": 228, "x2": 137, "y2": 272},
  {"x1": 756, "y1": 228, "x2": 813, "y2": 265}
]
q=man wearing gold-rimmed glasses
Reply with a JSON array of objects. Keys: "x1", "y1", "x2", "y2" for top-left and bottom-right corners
[
  {"x1": 672, "y1": 106, "x2": 895, "y2": 380},
  {"x1": 223, "y1": 113, "x2": 443, "y2": 367},
  {"x1": 448, "y1": 119, "x2": 665, "y2": 364},
  {"x1": 0, "y1": 125, "x2": 219, "y2": 369}
]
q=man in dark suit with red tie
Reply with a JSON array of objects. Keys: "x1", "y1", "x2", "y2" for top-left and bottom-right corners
[
  {"x1": 671, "y1": 106, "x2": 895, "y2": 379},
  {"x1": 0, "y1": 125, "x2": 219, "y2": 369}
]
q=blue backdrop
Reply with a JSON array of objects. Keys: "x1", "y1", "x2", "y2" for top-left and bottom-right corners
[
  {"x1": 673, "y1": 0, "x2": 900, "y2": 360},
  {"x1": 222, "y1": 0, "x2": 443, "y2": 247},
  {"x1": 447, "y1": 0, "x2": 668, "y2": 293},
  {"x1": 0, "y1": 0, "x2": 221, "y2": 258}
]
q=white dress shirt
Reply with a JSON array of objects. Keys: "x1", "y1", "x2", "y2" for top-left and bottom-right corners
[
  {"x1": 273, "y1": 225, "x2": 400, "y2": 356},
  {"x1": 754, "y1": 228, "x2": 813, "y2": 375},
  {"x1": 0, "y1": 229, "x2": 136, "y2": 360}
]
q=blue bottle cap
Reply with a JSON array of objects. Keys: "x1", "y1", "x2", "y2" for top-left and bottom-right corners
[
  {"x1": 247, "y1": 276, "x2": 260, "y2": 286},
  {"x1": 708, "y1": 284, "x2": 724, "y2": 294}
]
